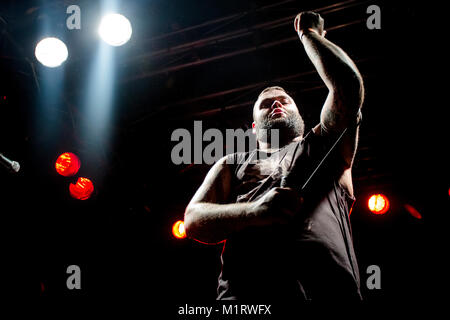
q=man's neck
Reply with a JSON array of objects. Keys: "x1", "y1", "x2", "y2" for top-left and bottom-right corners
[{"x1": 257, "y1": 135, "x2": 303, "y2": 152}]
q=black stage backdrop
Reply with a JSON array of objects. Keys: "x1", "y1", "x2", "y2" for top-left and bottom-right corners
[{"x1": 0, "y1": 0, "x2": 447, "y2": 310}]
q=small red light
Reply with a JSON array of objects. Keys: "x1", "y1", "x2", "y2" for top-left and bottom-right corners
[
  {"x1": 69, "y1": 177, "x2": 94, "y2": 200},
  {"x1": 404, "y1": 204, "x2": 422, "y2": 220},
  {"x1": 55, "y1": 152, "x2": 80, "y2": 177},
  {"x1": 172, "y1": 220, "x2": 186, "y2": 239},
  {"x1": 368, "y1": 194, "x2": 389, "y2": 215}
]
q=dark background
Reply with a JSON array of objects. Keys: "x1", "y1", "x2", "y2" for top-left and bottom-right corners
[{"x1": 0, "y1": 0, "x2": 447, "y2": 306}]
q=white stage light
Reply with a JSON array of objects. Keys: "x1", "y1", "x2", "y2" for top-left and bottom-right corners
[
  {"x1": 35, "y1": 37, "x2": 68, "y2": 68},
  {"x1": 98, "y1": 13, "x2": 132, "y2": 46}
]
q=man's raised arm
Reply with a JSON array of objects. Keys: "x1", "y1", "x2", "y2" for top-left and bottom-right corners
[{"x1": 295, "y1": 11, "x2": 364, "y2": 133}]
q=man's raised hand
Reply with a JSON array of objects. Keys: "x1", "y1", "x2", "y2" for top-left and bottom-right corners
[{"x1": 294, "y1": 11, "x2": 326, "y2": 38}]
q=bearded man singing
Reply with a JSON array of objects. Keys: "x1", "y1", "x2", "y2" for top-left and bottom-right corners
[{"x1": 184, "y1": 11, "x2": 364, "y2": 301}]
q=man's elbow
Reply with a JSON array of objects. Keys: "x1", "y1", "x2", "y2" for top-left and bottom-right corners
[
  {"x1": 337, "y1": 69, "x2": 364, "y2": 106},
  {"x1": 352, "y1": 72, "x2": 364, "y2": 107},
  {"x1": 322, "y1": 85, "x2": 364, "y2": 133},
  {"x1": 333, "y1": 74, "x2": 364, "y2": 122},
  {"x1": 184, "y1": 205, "x2": 214, "y2": 243},
  {"x1": 183, "y1": 205, "x2": 198, "y2": 239}
]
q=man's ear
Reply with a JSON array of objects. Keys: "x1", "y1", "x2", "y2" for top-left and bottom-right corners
[{"x1": 252, "y1": 122, "x2": 256, "y2": 134}]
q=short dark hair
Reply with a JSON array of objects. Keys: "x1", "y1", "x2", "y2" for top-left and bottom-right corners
[{"x1": 257, "y1": 86, "x2": 287, "y2": 100}]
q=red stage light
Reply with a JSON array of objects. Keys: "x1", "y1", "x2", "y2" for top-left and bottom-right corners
[
  {"x1": 404, "y1": 204, "x2": 422, "y2": 220},
  {"x1": 368, "y1": 194, "x2": 389, "y2": 215},
  {"x1": 172, "y1": 220, "x2": 186, "y2": 239},
  {"x1": 55, "y1": 152, "x2": 80, "y2": 177},
  {"x1": 69, "y1": 177, "x2": 94, "y2": 200}
]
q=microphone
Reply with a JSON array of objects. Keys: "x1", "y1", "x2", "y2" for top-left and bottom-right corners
[{"x1": 0, "y1": 153, "x2": 20, "y2": 173}]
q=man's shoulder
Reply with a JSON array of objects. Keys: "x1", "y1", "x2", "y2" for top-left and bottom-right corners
[{"x1": 221, "y1": 151, "x2": 253, "y2": 166}]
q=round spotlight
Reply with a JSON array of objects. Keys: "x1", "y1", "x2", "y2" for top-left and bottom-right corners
[
  {"x1": 70, "y1": 177, "x2": 94, "y2": 200},
  {"x1": 35, "y1": 37, "x2": 68, "y2": 67},
  {"x1": 368, "y1": 194, "x2": 390, "y2": 215},
  {"x1": 55, "y1": 152, "x2": 80, "y2": 177},
  {"x1": 98, "y1": 13, "x2": 132, "y2": 46},
  {"x1": 172, "y1": 220, "x2": 186, "y2": 239}
]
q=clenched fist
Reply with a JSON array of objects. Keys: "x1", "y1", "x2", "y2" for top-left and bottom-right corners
[
  {"x1": 294, "y1": 11, "x2": 326, "y2": 38},
  {"x1": 250, "y1": 187, "x2": 303, "y2": 227}
]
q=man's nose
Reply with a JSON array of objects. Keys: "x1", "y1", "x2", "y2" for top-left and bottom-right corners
[{"x1": 271, "y1": 100, "x2": 283, "y2": 109}]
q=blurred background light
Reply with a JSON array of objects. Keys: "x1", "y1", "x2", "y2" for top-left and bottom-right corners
[
  {"x1": 55, "y1": 152, "x2": 81, "y2": 177},
  {"x1": 70, "y1": 177, "x2": 94, "y2": 200},
  {"x1": 368, "y1": 194, "x2": 390, "y2": 215},
  {"x1": 404, "y1": 204, "x2": 423, "y2": 220},
  {"x1": 35, "y1": 37, "x2": 68, "y2": 67},
  {"x1": 98, "y1": 13, "x2": 132, "y2": 46}
]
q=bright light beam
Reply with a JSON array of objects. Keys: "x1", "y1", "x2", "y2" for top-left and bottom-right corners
[
  {"x1": 35, "y1": 37, "x2": 68, "y2": 67},
  {"x1": 81, "y1": 41, "x2": 115, "y2": 168},
  {"x1": 98, "y1": 13, "x2": 132, "y2": 46}
]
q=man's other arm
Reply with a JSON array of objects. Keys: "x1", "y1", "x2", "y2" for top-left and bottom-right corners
[{"x1": 184, "y1": 156, "x2": 301, "y2": 244}]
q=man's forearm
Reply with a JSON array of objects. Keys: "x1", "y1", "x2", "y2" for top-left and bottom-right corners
[
  {"x1": 302, "y1": 31, "x2": 362, "y2": 89},
  {"x1": 302, "y1": 31, "x2": 364, "y2": 129},
  {"x1": 184, "y1": 202, "x2": 258, "y2": 244}
]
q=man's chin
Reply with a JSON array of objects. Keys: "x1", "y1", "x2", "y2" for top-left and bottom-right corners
[{"x1": 266, "y1": 117, "x2": 289, "y2": 128}]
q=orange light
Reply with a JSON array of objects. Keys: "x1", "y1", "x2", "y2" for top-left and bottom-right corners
[
  {"x1": 368, "y1": 194, "x2": 389, "y2": 215},
  {"x1": 55, "y1": 152, "x2": 80, "y2": 177},
  {"x1": 69, "y1": 177, "x2": 94, "y2": 200},
  {"x1": 172, "y1": 220, "x2": 186, "y2": 239}
]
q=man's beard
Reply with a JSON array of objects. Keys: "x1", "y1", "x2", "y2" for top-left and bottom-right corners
[{"x1": 255, "y1": 112, "x2": 305, "y2": 146}]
